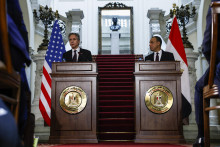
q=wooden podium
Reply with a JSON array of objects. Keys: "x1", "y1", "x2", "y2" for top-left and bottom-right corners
[
  {"x1": 134, "y1": 61, "x2": 185, "y2": 143},
  {"x1": 49, "y1": 62, "x2": 98, "y2": 143}
]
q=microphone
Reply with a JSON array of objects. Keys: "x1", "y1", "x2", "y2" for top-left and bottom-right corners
[{"x1": 138, "y1": 57, "x2": 143, "y2": 61}]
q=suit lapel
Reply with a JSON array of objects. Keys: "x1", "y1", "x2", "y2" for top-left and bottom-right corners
[
  {"x1": 150, "y1": 53, "x2": 154, "y2": 61},
  {"x1": 67, "y1": 50, "x2": 73, "y2": 61},
  {"x1": 160, "y1": 50, "x2": 165, "y2": 61},
  {"x1": 78, "y1": 48, "x2": 83, "y2": 62},
  {"x1": 71, "y1": 50, "x2": 74, "y2": 61}
]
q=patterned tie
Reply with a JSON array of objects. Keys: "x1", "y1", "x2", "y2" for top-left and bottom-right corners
[
  {"x1": 156, "y1": 52, "x2": 159, "y2": 61},
  {"x1": 72, "y1": 50, "x2": 77, "y2": 62}
]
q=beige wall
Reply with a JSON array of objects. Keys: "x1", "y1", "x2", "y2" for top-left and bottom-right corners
[
  {"x1": 34, "y1": 34, "x2": 44, "y2": 51},
  {"x1": 19, "y1": 0, "x2": 30, "y2": 45},
  {"x1": 188, "y1": 32, "x2": 198, "y2": 51},
  {"x1": 202, "y1": 0, "x2": 211, "y2": 37}
]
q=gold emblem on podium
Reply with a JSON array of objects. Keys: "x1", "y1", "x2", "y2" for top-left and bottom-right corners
[
  {"x1": 145, "y1": 85, "x2": 173, "y2": 114},
  {"x1": 60, "y1": 86, "x2": 87, "y2": 114}
]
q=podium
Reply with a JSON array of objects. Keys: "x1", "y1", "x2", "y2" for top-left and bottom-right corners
[
  {"x1": 49, "y1": 62, "x2": 98, "y2": 143},
  {"x1": 134, "y1": 61, "x2": 185, "y2": 143}
]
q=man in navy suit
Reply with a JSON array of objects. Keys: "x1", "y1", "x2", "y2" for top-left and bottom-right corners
[
  {"x1": 193, "y1": 0, "x2": 220, "y2": 146},
  {"x1": 145, "y1": 36, "x2": 175, "y2": 61},
  {"x1": 62, "y1": 33, "x2": 92, "y2": 62}
]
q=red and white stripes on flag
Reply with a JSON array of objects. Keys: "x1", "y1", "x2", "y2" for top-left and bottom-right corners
[
  {"x1": 39, "y1": 20, "x2": 66, "y2": 126},
  {"x1": 39, "y1": 61, "x2": 52, "y2": 126},
  {"x1": 165, "y1": 17, "x2": 191, "y2": 107}
]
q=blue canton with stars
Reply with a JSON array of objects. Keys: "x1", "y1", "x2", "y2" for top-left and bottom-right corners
[{"x1": 45, "y1": 20, "x2": 66, "y2": 69}]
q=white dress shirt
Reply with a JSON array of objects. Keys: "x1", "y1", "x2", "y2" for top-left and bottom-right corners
[{"x1": 154, "y1": 50, "x2": 162, "y2": 61}]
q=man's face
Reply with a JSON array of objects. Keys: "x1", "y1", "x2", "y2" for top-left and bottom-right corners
[
  {"x1": 149, "y1": 37, "x2": 160, "y2": 52},
  {"x1": 69, "y1": 34, "x2": 80, "y2": 49}
]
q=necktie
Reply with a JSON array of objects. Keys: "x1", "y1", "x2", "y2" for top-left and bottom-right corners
[
  {"x1": 72, "y1": 50, "x2": 77, "y2": 62},
  {"x1": 156, "y1": 53, "x2": 159, "y2": 61}
]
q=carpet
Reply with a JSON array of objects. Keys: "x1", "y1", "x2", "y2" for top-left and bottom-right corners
[
  {"x1": 38, "y1": 142, "x2": 191, "y2": 147},
  {"x1": 96, "y1": 55, "x2": 135, "y2": 141}
]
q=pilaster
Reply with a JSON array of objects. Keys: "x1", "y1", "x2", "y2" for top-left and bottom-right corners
[
  {"x1": 66, "y1": 10, "x2": 84, "y2": 39},
  {"x1": 147, "y1": 8, "x2": 165, "y2": 37},
  {"x1": 31, "y1": 50, "x2": 50, "y2": 142},
  {"x1": 183, "y1": 47, "x2": 199, "y2": 140}
]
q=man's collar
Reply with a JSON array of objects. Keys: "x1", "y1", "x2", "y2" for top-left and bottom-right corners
[
  {"x1": 155, "y1": 49, "x2": 162, "y2": 54},
  {"x1": 72, "y1": 47, "x2": 80, "y2": 52}
]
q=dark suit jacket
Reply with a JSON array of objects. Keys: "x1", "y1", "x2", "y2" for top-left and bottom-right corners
[
  {"x1": 145, "y1": 50, "x2": 175, "y2": 61},
  {"x1": 202, "y1": 1, "x2": 220, "y2": 63},
  {"x1": 62, "y1": 48, "x2": 92, "y2": 62},
  {"x1": 196, "y1": 0, "x2": 220, "y2": 96}
]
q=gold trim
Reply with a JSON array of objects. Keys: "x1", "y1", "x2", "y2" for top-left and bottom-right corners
[
  {"x1": 145, "y1": 85, "x2": 173, "y2": 114},
  {"x1": 59, "y1": 86, "x2": 87, "y2": 114},
  {"x1": 99, "y1": 140, "x2": 133, "y2": 142},
  {"x1": 98, "y1": 132, "x2": 135, "y2": 134}
]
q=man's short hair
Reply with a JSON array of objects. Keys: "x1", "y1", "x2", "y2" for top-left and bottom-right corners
[
  {"x1": 152, "y1": 36, "x2": 162, "y2": 47},
  {"x1": 68, "y1": 33, "x2": 80, "y2": 41}
]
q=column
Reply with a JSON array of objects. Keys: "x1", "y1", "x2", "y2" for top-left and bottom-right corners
[
  {"x1": 183, "y1": 47, "x2": 199, "y2": 140},
  {"x1": 147, "y1": 8, "x2": 165, "y2": 37},
  {"x1": 31, "y1": 50, "x2": 46, "y2": 120},
  {"x1": 31, "y1": 50, "x2": 50, "y2": 142},
  {"x1": 66, "y1": 10, "x2": 84, "y2": 40},
  {"x1": 185, "y1": 47, "x2": 199, "y2": 108}
]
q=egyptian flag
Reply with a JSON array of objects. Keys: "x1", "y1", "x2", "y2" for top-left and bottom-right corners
[{"x1": 165, "y1": 17, "x2": 192, "y2": 119}]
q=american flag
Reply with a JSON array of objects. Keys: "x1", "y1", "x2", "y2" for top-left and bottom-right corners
[{"x1": 39, "y1": 20, "x2": 66, "y2": 126}]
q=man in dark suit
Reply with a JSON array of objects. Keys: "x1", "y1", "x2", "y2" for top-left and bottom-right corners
[
  {"x1": 193, "y1": 0, "x2": 220, "y2": 146},
  {"x1": 145, "y1": 36, "x2": 175, "y2": 61},
  {"x1": 62, "y1": 33, "x2": 92, "y2": 62}
]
